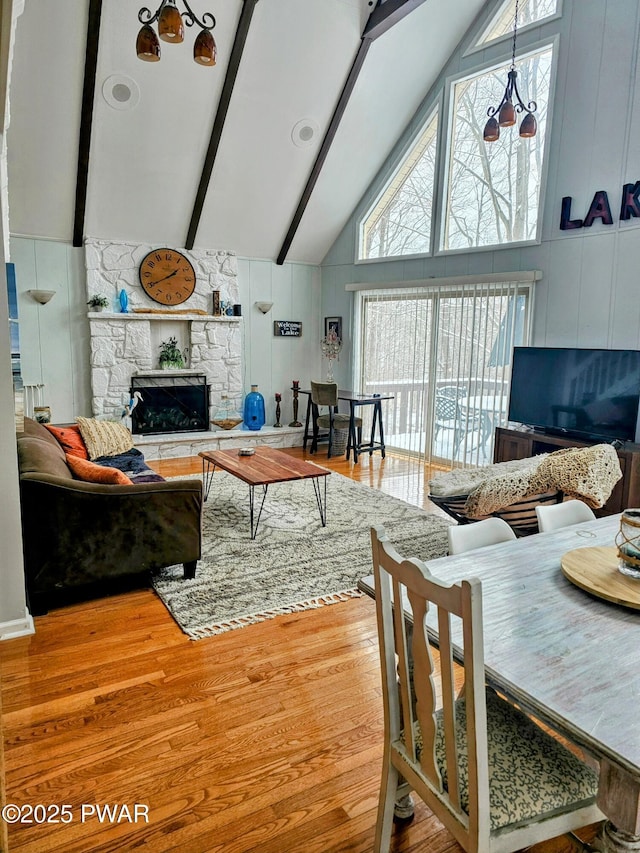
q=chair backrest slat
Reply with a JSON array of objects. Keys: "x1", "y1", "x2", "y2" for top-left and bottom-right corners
[
  {"x1": 393, "y1": 577, "x2": 416, "y2": 760},
  {"x1": 437, "y1": 606, "x2": 460, "y2": 812},
  {"x1": 460, "y1": 579, "x2": 491, "y2": 842},
  {"x1": 408, "y1": 589, "x2": 440, "y2": 785}
]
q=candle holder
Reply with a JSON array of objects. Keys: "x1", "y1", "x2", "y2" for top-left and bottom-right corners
[
  {"x1": 320, "y1": 330, "x2": 342, "y2": 382},
  {"x1": 289, "y1": 381, "x2": 302, "y2": 427},
  {"x1": 616, "y1": 509, "x2": 640, "y2": 578},
  {"x1": 274, "y1": 393, "x2": 282, "y2": 428}
]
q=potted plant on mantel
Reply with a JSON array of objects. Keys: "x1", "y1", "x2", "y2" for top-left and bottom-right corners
[
  {"x1": 87, "y1": 294, "x2": 109, "y2": 312},
  {"x1": 159, "y1": 337, "x2": 188, "y2": 370}
]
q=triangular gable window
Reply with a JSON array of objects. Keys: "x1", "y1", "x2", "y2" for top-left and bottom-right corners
[
  {"x1": 477, "y1": 0, "x2": 557, "y2": 46},
  {"x1": 359, "y1": 108, "x2": 438, "y2": 260}
]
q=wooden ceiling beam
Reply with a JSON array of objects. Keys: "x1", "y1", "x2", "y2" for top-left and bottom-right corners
[
  {"x1": 275, "y1": 40, "x2": 371, "y2": 267},
  {"x1": 185, "y1": 0, "x2": 259, "y2": 250},
  {"x1": 275, "y1": 0, "x2": 429, "y2": 265},
  {"x1": 363, "y1": 0, "x2": 430, "y2": 41},
  {"x1": 72, "y1": 0, "x2": 102, "y2": 248}
]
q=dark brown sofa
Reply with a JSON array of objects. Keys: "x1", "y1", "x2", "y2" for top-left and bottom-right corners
[{"x1": 17, "y1": 417, "x2": 202, "y2": 614}]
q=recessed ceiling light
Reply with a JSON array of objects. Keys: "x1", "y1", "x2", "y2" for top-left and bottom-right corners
[
  {"x1": 102, "y1": 75, "x2": 140, "y2": 111},
  {"x1": 291, "y1": 118, "x2": 319, "y2": 148}
]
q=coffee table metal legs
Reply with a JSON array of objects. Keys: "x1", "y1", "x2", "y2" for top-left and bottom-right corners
[
  {"x1": 311, "y1": 475, "x2": 327, "y2": 526},
  {"x1": 250, "y1": 478, "x2": 327, "y2": 538},
  {"x1": 202, "y1": 458, "x2": 217, "y2": 500},
  {"x1": 249, "y1": 484, "x2": 269, "y2": 539}
]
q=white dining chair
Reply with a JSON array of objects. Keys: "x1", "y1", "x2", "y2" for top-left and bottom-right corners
[
  {"x1": 370, "y1": 524, "x2": 602, "y2": 853},
  {"x1": 535, "y1": 499, "x2": 596, "y2": 533},
  {"x1": 447, "y1": 517, "x2": 516, "y2": 555}
]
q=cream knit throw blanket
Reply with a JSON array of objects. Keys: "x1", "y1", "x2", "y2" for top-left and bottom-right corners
[{"x1": 463, "y1": 444, "x2": 622, "y2": 518}]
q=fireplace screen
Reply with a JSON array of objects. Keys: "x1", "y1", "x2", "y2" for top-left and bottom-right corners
[{"x1": 130, "y1": 374, "x2": 210, "y2": 435}]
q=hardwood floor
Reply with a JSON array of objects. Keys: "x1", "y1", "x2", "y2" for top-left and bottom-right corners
[{"x1": 0, "y1": 448, "x2": 596, "y2": 852}]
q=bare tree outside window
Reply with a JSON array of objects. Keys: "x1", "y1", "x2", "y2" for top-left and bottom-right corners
[
  {"x1": 477, "y1": 0, "x2": 557, "y2": 46},
  {"x1": 443, "y1": 45, "x2": 552, "y2": 250},
  {"x1": 358, "y1": 284, "x2": 530, "y2": 467},
  {"x1": 360, "y1": 110, "x2": 439, "y2": 259}
]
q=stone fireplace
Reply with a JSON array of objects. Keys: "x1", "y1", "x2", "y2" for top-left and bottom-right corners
[{"x1": 84, "y1": 240, "x2": 242, "y2": 427}]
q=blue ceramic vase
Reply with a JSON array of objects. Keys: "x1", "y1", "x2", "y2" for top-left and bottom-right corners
[
  {"x1": 243, "y1": 385, "x2": 265, "y2": 431},
  {"x1": 119, "y1": 288, "x2": 129, "y2": 313}
]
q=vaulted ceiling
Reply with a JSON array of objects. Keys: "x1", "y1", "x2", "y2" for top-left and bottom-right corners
[{"x1": 7, "y1": 0, "x2": 487, "y2": 264}]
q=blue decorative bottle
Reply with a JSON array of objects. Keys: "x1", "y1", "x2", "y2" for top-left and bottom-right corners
[
  {"x1": 119, "y1": 288, "x2": 129, "y2": 313},
  {"x1": 243, "y1": 385, "x2": 265, "y2": 431}
]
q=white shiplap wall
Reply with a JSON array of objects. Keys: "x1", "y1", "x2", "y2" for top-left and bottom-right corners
[
  {"x1": 11, "y1": 238, "x2": 90, "y2": 422},
  {"x1": 321, "y1": 0, "x2": 640, "y2": 385},
  {"x1": 237, "y1": 258, "x2": 321, "y2": 425}
]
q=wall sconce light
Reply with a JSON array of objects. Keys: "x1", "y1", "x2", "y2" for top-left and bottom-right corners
[
  {"x1": 255, "y1": 301, "x2": 273, "y2": 314},
  {"x1": 28, "y1": 290, "x2": 56, "y2": 305}
]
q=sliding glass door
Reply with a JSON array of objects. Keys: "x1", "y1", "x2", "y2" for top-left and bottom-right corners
[{"x1": 355, "y1": 280, "x2": 532, "y2": 468}]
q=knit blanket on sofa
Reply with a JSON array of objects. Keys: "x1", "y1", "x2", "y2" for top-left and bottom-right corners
[
  {"x1": 429, "y1": 455, "x2": 547, "y2": 497},
  {"x1": 94, "y1": 448, "x2": 165, "y2": 483},
  {"x1": 463, "y1": 444, "x2": 622, "y2": 518}
]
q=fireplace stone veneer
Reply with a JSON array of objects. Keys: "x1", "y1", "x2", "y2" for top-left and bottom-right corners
[{"x1": 85, "y1": 240, "x2": 243, "y2": 425}]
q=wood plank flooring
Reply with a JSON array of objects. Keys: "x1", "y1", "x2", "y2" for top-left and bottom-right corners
[{"x1": 0, "y1": 448, "x2": 597, "y2": 852}]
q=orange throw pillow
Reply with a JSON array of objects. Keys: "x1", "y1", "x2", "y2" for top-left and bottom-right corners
[
  {"x1": 45, "y1": 424, "x2": 89, "y2": 459},
  {"x1": 66, "y1": 454, "x2": 133, "y2": 485}
]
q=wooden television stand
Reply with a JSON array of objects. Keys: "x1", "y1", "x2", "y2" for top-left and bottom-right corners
[{"x1": 493, "y1": 425, "x2": 640, "y2": 516}]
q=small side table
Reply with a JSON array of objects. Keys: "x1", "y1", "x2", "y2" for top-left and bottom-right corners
[{"x1": 297, "y1": 388, "x2": 393, "y2": 463}]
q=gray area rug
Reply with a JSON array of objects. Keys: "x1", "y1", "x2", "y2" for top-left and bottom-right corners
[{"x1": 152, "y1": 472, "x2": 452, "y2": 639}]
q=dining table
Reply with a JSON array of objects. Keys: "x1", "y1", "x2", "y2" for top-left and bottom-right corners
[{"x1": 359, "y1": 514, "x2": 640, "y2": 853}]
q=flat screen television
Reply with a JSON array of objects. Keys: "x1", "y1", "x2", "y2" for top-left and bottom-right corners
[{"x1": 508, "y1": 347, "x2": 640, "y2": 443}]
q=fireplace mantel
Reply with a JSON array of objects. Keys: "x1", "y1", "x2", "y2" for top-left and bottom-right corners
[
  {"x1": 133, "y1": 369, "x2": 206, "y2": 377},
  {"x1": 88, "y1": 312, "x2": 241, "y2": 322}
]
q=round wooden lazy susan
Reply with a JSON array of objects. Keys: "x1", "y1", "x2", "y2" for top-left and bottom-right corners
[{"x1": 561, "y1": 546, "x2": 640, "y2": 610}]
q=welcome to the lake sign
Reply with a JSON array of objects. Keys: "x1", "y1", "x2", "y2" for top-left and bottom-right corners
[{"x1": 560, "y1": 181, "x2": 640, "y2": 230}]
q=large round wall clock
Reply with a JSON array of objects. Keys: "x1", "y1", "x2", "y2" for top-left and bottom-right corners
[{"x1": 139, "y1": 248, "x2": 196, "y2": 306}]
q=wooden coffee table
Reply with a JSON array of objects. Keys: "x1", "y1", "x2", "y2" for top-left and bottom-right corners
[{"x1": 199, "y1": 447, "x2": 331, "y2": 539}]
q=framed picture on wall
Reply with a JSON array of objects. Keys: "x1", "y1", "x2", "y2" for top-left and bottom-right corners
[{"x1": 324, "y1": 316, "x2": 342, "y2": 341}]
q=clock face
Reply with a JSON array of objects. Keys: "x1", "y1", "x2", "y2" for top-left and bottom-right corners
[{"x1": 139, "y1": 248, "x2": 196, "y2": 306}]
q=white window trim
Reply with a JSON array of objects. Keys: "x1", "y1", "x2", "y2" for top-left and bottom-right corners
[
  {"x1": 355, "y1": 101, "x2": 441, "y2": 264},
  {"x1": 463, "y1": 0, "x2": 563, "y2": 58},
  {"x1": 345, "y1": 269, "x2": 542, "y2": 291},
  {"x1": 435, "y1": 34, "x2": 559, "y2": 256}
]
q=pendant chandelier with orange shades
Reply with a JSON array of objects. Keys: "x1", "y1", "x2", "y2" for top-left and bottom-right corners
[
  {"x1": 483, "y1": 0, "x2": 537, "y2": 142},
  {"x1": 136, "y1": 0, "x2": 217, "y2": 67}
]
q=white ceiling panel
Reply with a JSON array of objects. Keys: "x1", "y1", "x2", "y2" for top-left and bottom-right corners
[
  {"x1": 290, "y1": 0, "x2": 487, "y2": 263},
  {"x1": 85, "y1": 0, "x2": 243, "y2": 246},
  {"x1": 193, "y1": 0, "x2": 369, "y2": 258},
  {"x1": 8, "y1": 0, "x2": 88, "y2": 240},
  {"x1": 7, "y1": 0, "x2": 488, "y2": 263}
]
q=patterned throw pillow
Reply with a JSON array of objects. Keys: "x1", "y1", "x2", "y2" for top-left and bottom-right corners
[
  {"x1": 66, "y1": 454, "x2": 133, "y2": 485},
  {"x1": 44, "y1": 424, "x2": 89, "y2": 459},
  {"x1": 76, "y1": 417, "x2": 134, "y2": 461}
]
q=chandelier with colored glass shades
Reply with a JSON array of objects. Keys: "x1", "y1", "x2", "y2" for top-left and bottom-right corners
[
  {"x1": 136, "y1": 0, "x2": 217, "y2": 66},
  {"x1": 483, "y1": 0, "x2": 537, "y2": 142}
]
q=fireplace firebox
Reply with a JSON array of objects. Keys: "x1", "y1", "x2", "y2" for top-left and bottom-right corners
[{"x1": 130, "y1": 374, "x2": 210, "y2": 436}]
